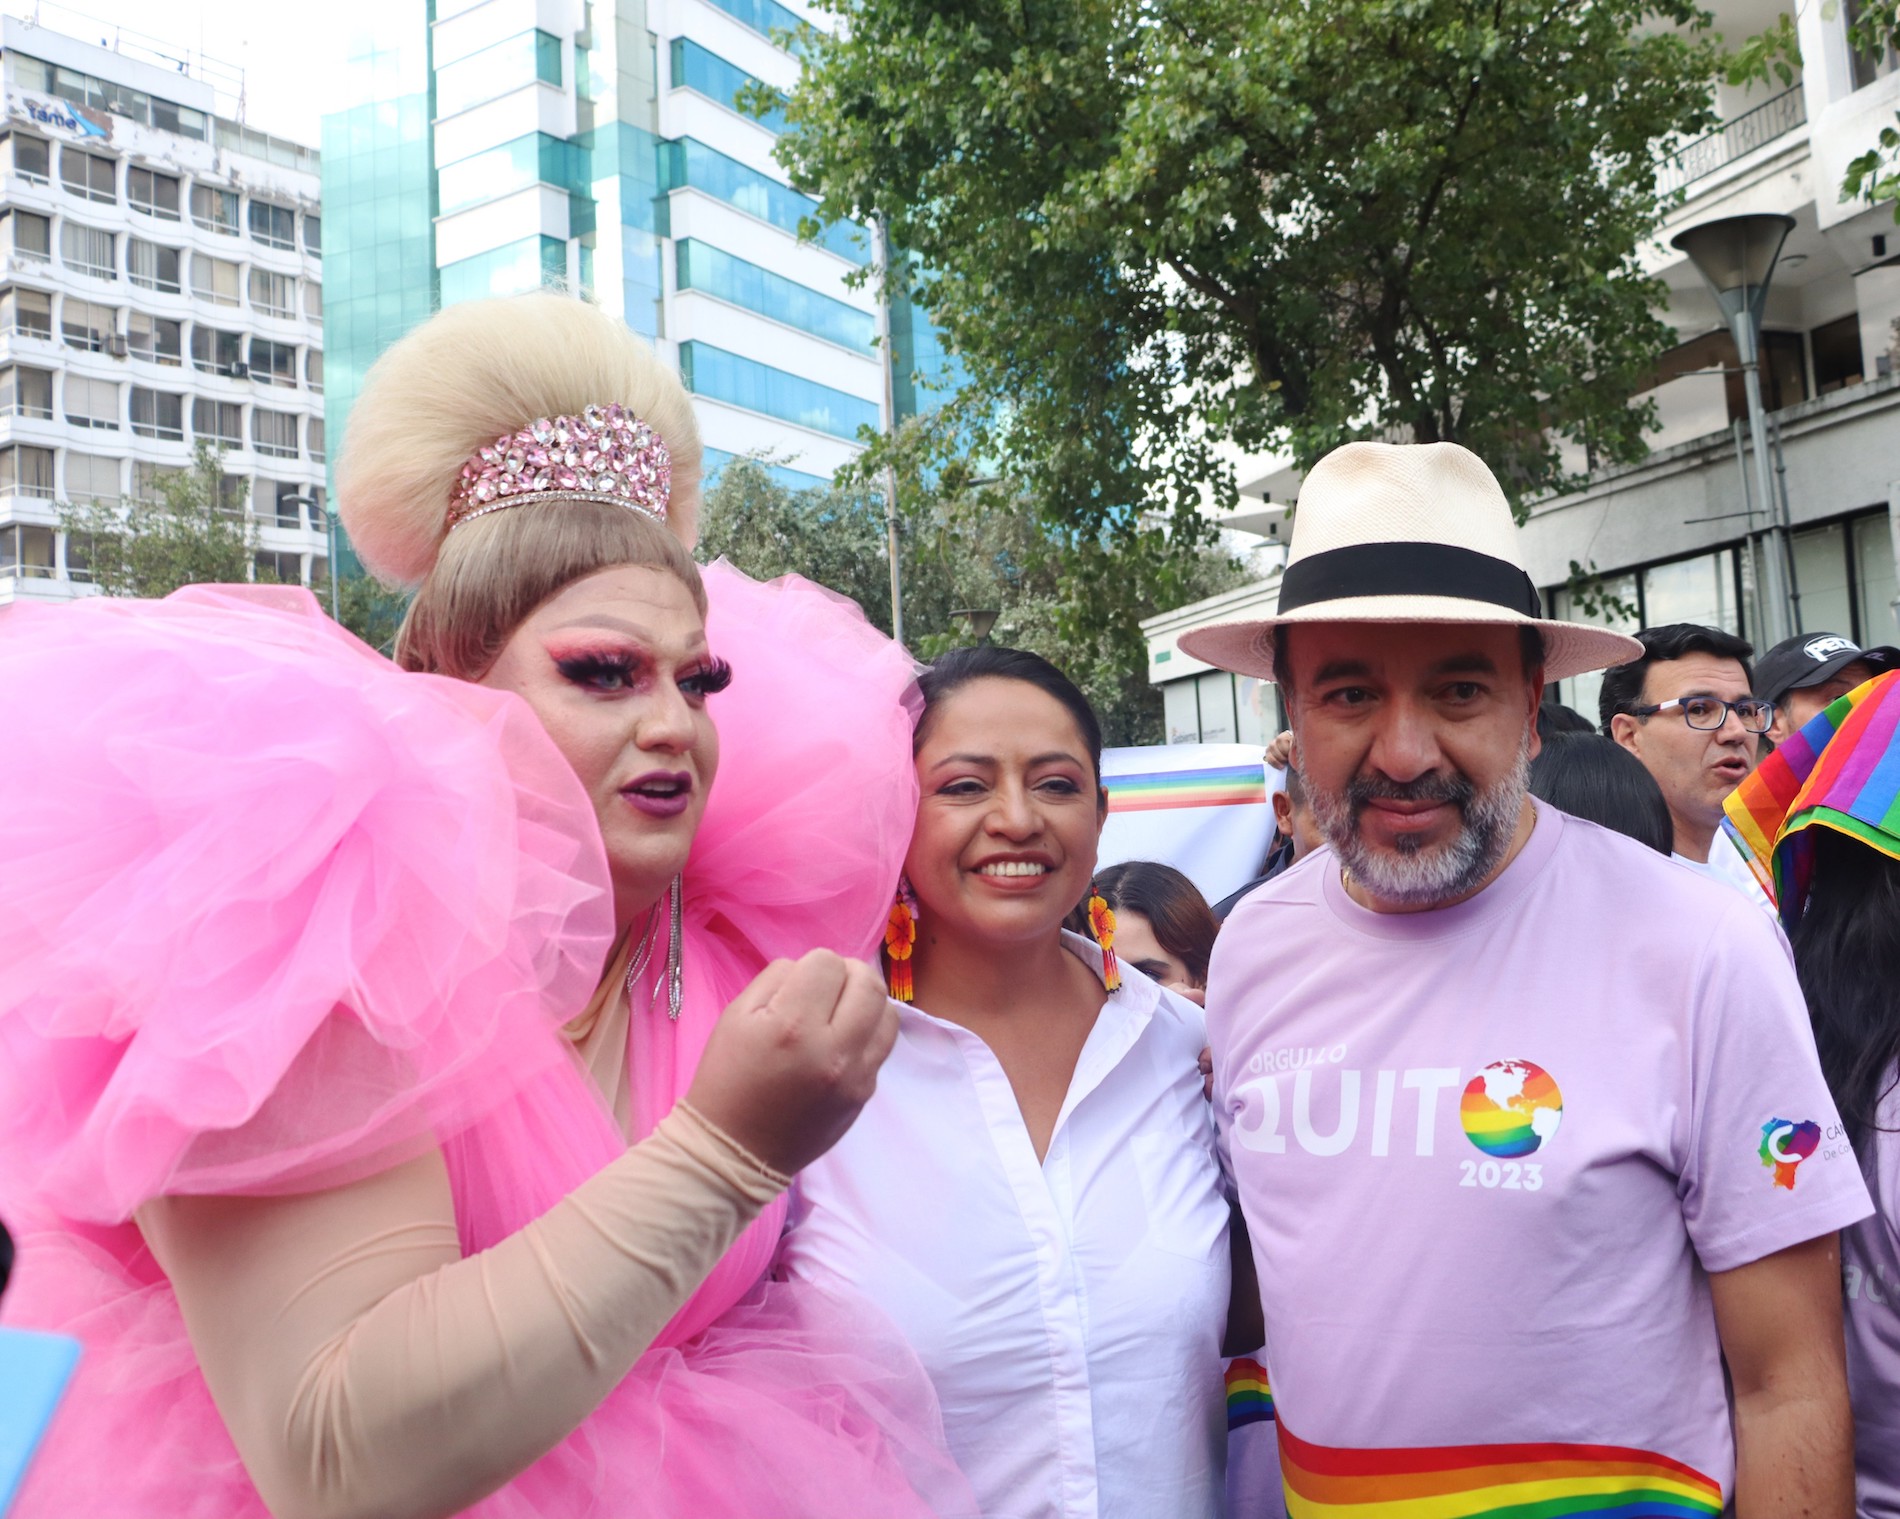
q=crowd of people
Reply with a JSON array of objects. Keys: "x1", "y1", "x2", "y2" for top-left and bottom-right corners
[{"x1": 0, "y1": 289, "x2": 1896, "y2": 1519}]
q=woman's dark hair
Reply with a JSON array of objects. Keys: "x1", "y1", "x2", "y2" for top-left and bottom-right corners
[
  {"x1": 1069, "y1": 861, "x2": 1221, "y2": 987},
  {"x1": 915, "y1": 645, "x2": 1104, "y2": 783},
  {"x1": 1527, "y1": 731, "x2": 1673, "y2": 855},
  {"x1": 1791, "y1": 827, "x2": 1900, "y2": 1149}
]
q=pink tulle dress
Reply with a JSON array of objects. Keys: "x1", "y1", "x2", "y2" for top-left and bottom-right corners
[{"x1": 0, "y1": 564, "x2": 960, "y2": 1518}]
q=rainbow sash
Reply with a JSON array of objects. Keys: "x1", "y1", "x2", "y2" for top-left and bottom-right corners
[
  {"x1": 1725, "y1": 670, "x2": 1900, "y2": 928},
  {"x1": 1277, "y1": 1424, "x2": 1723, "y2": 1517},
  {"x1": 1226, "y1": 1357, "x2": 1275, "y2": 1430}
]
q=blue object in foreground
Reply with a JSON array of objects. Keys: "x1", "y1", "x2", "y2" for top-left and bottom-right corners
[{"x1": 0, "y1": 1327, "x2": 79, "y2": 1516}]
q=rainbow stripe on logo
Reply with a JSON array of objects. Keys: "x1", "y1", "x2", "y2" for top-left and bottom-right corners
[
  {"x1": 1104, "y1": 764, "x2": 1266, "y2": 813},
  {"x1": 1226, "y1": 1358, "x2": 1275, "y2": 1430},
  {"x1": 1278, "y1": 1423, "x2": 1723, "y2": 1517}
]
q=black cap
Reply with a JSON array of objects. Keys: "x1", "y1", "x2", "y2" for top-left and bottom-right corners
[{"x1": 1753, "y1": 632, "x2": 1900, "y2": 707}]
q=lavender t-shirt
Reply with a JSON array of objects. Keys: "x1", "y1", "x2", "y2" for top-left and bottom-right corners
[
  {"x1": 1847, "y1": 1077, "x2": 1900, "y2": 1518},
  {"x1": 1208, "y1": 799, "x2": 1871, "y2": 1514}
]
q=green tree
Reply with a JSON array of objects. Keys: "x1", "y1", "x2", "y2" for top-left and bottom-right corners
[
  {"x1": 699, "y1": 420, "x2": 1249, "y2": 744},
  {"x1": 774, "y1": 0, "x2": 1719, "y2": 525},
  {"x1": 61, "y1": 443, "x2": 258, "y2": 597}
]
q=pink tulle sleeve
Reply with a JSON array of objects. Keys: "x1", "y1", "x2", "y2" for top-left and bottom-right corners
[{"x1": 0, "y1": 586, "x2": 615, "y2": 1225}]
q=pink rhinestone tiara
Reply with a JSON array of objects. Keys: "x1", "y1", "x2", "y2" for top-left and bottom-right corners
[{"x1": 446, "y1": 403, "x2": 671, "y2": 531}]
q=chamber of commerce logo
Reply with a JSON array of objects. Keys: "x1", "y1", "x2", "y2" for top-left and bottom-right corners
[
  {"x1": 1459, "y1": 1060, "x2": 1563, "y2": 1158},
  {"x1": 1758, "y1": 1118, "x2": 1821, "y2": 1190}
]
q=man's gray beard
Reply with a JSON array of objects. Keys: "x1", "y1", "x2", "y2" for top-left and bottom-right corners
[{"x1": 1308, "y1": 736, "x2": 1532, "y2": 909}]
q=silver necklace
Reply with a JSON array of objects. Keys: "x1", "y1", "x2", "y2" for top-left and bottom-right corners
[{"x1": 623, "y1": 876, "x2": 684, "y2": 1022}]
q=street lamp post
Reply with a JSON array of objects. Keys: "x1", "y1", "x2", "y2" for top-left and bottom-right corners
[
  {"x1": 950, "y1": 608, "x2": 1000, "y2": 644},
  {"x1": 1670, "y1": 213, "x2": 1798, "y2": 647}
]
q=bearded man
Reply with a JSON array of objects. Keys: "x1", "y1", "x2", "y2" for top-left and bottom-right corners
[{"x1": 1183, "y1": 442, "x2": 1870, "y2": 1519}]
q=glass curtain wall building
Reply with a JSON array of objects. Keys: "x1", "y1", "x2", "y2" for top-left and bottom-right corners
[{"x1": 323, "y1": 0, "x2": 961, "y2": 538}]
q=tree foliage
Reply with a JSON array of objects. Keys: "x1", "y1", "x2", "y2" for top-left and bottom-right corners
[
  {"x1": 776, "y1": 0, "x2": 1719, "y2": 524},
  {"x1": 61, "y1": 443, "x2": 258, "y2": 598},
  {"x1": 698, "y1": 418, "x2": 1250, "y2": 744},
  {"x1": 1840, "y1": 1, "x2": 1900, "y2": 219}
]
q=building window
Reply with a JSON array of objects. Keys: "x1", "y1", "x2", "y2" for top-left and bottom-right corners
[
  {"x1": 60, "y1": 298, "x2": 115, "y2": 352},
  {"x1": 128, "y1": 238, "x2": 182, "y2": 293},
  {"x1": 59, "y1": 222, "x2": 115, "y2": 280},
  {"x1": 1812, "y1": 314, "x2": 1865, "y2": 395},
  {"x1": 190, "y1": 324, "x2": 244, "y2": 375},
  {"x1": 4, "y1": 210, "x2": 51, "y2": 263},
  {"x1": 248, "y1": 337, "x2": 297, "y2": 387},
  {"x1": 64, "y1": 450, "x2": 120, "y2": 503},
  {"x1": 438, "y1": 237, "x2": 566, "y2": 307},
  {"x1": 252, "y1": 407, "x2": 298, "y2": 458},
  {"x1": 59, "y1": 147, "x2": 115, "y2": 204},
  {"x1": 133, "y1": 460, "x2": 182, "y2": 501},
  {"x1": 254, "y1": 548, "x2": 305, "y2": 584},
  {"x1": 248, "y1": 267, "x2": 295, "y2": 318},
  {"x1": 436, "y1": 29, "x2": 563, "y2": 117},
  {"x1": 303, "y1": 213, "x2": 321, "y2": 256},
  {"x1": 128, "y1": 312, "x2": 182, "y2": 365},
  {"x1": 2, "y1": 288, "x2": 52, "y2": 338},
  {"x1": 0, "y1": 445, "x2": 56, "y2": 498},
  {"x1": 304, "y1": 281, "x2": 322, "y2": 322},
  {"x1": 192, "y1": 398, "x2": 243, "y2": 445},
  {"x1": 248, "y1": 200, "x2": 296, "y2": 250},
  {"x1": 191, "y1": 254, "x2": 241, "y2": 306},
  {"x1": 304, "y1": 349, "x2": 323, "y2": 392},
  {"x1": 63, "y1": 374, "x2": 118, "y2": 430},
  {"x1": 128, "y1": 166, "x2": 181, "y2": 220},
  {"x1": 13, "y1": 54, "x2": 208, "y2": 141},
  {"x1": 307, "y1": 417, "x2": 325, "y2": 462},
  {"x1": 130, "y1": 387, "x2": 184, "y2": 441},
  {"x1": 675, "y1": 240, "x2": 875, "y2": 351},
  {"x1": 0, "y1": 523, "x2": 56, "y2": 577},
  {"x1": 190, "y1": 184, "x2": 240, "y2": 236},
  {"x1": 669, "y1": 39, "x2": 787, "y2": 132},
  {"x1": 0, "y1": 364, "x2": 52, "y2": 418},
  {"x1": 4, "y1": 133, "x2": 50, "y2": 183},
  {"x1": 676, "y1": 340, "x2": 880, "y2": 439},
  {"x1": 663, "y1": 137, "x2": 865, "y2": 263}
]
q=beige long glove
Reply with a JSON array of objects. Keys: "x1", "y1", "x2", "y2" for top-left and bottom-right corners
[{"x1": 137, "y1": 1103, "x2": 786, "y2": 1519}]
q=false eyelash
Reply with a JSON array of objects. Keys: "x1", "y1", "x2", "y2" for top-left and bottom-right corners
[
  {"x1": 554, "y1": 650, "x2": 639, "y2": 688},
  {"x1": 684, "y1": 658, "x2": 734, "y2": 696}
]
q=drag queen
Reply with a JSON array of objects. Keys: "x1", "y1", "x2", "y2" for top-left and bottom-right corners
[{"x1": 0, "y1": 294, "x2": 964, "y2": 1518}]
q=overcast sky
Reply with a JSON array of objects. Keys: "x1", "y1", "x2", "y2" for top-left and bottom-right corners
[{"x1": 10, "y1": 0, "x2": 331, "y2": 147}]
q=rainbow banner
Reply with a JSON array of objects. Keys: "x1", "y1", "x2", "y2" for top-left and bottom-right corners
[
  {"x1": 1105, "y1": 763, "x2": 1268, "y2": 814},
  {"x1": 1226, "y1": 1357, "x2": 1275, "y2": 1431},
  {"x1": 1097, "y1": 744, "x2": 1277, "y2": 905},
  {"x1": 1277, "y1": 1423, "x2": 1723, "y2": 1518},
  {"x1": 1725, "y1": 670, "x2": 1900, "y2": 928}
]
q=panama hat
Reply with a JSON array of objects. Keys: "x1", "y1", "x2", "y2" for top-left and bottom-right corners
[{"x1": 1177, "y1": 441, "x2": 1643, "y2": 683}]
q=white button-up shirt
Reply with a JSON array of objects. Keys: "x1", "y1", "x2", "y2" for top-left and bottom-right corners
[{"x1": 779, "y1": 933, "x2": 1230, "y2": 1519}]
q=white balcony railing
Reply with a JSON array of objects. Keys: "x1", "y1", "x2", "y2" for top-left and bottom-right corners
[{"x1": 1658, "y1": 86, "x2": 1807, "y2": 197}]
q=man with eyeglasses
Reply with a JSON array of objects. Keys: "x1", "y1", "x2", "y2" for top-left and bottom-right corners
[{"x1": 1600, "y1": 624, "x2": 1774, "y2": 909}]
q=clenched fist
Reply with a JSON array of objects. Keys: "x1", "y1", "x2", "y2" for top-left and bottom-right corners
[{"x1": 684, "y1": 950, "x2": 899, "y2": 1177}]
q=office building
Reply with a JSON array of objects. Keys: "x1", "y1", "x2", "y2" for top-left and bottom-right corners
[
  {"x1": 324, "y1": 0, "x2": 951, "y2": 535},
  {"x1": 1146, "y1": 0, "x2": 1900, "y2": 737},
  {"x1": 0, "y1": 17, "x2": 328, "y2": 605}
]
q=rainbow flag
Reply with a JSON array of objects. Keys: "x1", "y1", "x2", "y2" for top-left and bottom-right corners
[
  {"x1": 1226, "y1": 1357, "x2": 1275, "y2": 1430},
  {"x1": 1724, "y1": 670, "x2": 1900, "y2": 928},
  {"x1": 1277, "y1": 1423, "x2": 1723, "y2": 1517},
  {"x1": 1104, "y1": 763, "x2": 1266, "y2": 814}
]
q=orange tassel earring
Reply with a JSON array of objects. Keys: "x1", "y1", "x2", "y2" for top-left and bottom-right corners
[
  {"x1": 885, "y1": 878, "x2": 918, "y2": 1002},
  {"x1": 1086, "y1": 883, "x2": 1121, "y2": 992}
]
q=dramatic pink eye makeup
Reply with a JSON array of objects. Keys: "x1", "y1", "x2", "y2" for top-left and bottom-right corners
[{"x1": 546, "y1": 641, "x2": 646, "y2": 693}]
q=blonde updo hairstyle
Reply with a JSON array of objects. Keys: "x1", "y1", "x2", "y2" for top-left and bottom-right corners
[{"x1": 337, "y1": 292, "x2": 705, "y2": 681}]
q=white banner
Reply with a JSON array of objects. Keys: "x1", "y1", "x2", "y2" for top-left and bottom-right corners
[{"x1": 1097, "y1": 743, "x2": 1276, "y2": 906}]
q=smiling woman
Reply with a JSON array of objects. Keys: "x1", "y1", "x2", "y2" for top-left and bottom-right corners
[{"x1": 780, "y1": 643, "x2": 1239, "y2": 1519}]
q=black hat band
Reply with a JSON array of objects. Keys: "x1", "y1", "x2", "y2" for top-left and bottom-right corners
[{"x1": 1277, "y1": 541, "x2": 1542, "y2": 619}]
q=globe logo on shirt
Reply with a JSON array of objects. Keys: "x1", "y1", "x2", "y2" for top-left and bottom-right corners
[{"x1": 1459, "y1": 1061, "x2": 1564, "y2": 1158}]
